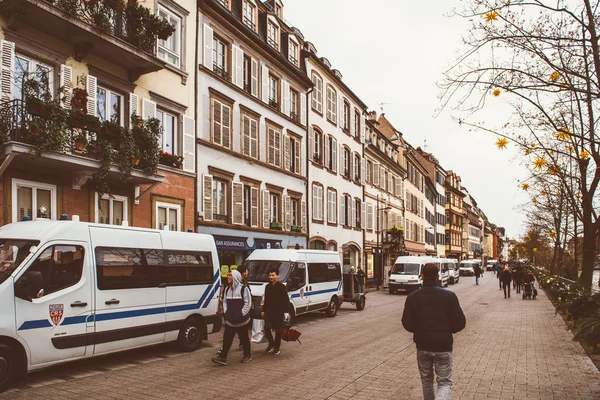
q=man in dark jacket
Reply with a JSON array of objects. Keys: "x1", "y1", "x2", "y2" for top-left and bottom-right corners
[
  {"x1": 473, "y1": 264, "x2": 482, "y2": 285},
  {"x1": 402, "y1": 263, "x2": 466, "y2": 400},
  {"x1": 501, "y1": 266, "x2": 512, "y2": 298},
  {"x1": 261, "y1": 267, "x2": 289, "y2": 355}
]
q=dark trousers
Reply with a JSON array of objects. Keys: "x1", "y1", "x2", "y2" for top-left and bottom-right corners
[
  {"x1": 503, "y1": 282, "x2": 511, "y2": 298},
  {"x1": 221, "y1": 323, "x2": 250, "y2": 358},
  {"x1": 498, "y1": 276, "x2": 502, "y2": 289},
  {"x1": 264, "y1": 315, "x2": 283, "y2": 350}
]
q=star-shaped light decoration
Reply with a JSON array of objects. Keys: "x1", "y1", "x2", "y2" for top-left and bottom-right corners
[
  {"x1": 524, "y1": 148, "x2": 532, "y2": 155},
  {"x1": 485, "y1": 10, "x2": 499, "y2": 22},
  {"x1": 521, "y1": 183, "x2": 529, "y2": 191},
  {"x1": 496, "y1": 137, "x2": 508, "y2": 149},
  {"x1": 533, "y1": 157, "x2": 547, "y2": 169},
  {"x1": 555, "y1": 130, "x2": 570, "y2": 141},
  {"x1": 580, "y1": 150, "x2": 590, "y2": 160},
  {"x1": 492, "y1": 89, "x2": 501, "y2": 97},
  {"x1": 550, "y1": 72, "x2": 560, "y2": 82},
  {"x1": 567, "y1": 146, "x2": 574, "y2": 153}
]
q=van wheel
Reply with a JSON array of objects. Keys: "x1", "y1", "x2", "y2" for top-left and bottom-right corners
[
  {"x1": 0, "y1": 344, "x2": 17, "y2": 392},
  {"x1": 325, "y1": 297, "x2": 338, "y2": 317},
  {"x1": 178, "y1": 318, "x2": 203, "y2": 352},
  {"x1": 356, "y1": 296, "x2": 366, "y2": 311}
]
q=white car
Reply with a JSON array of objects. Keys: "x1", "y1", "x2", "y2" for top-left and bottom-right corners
[{"x1": 459, "y1": 261, "x2": 476, "y2": 276}]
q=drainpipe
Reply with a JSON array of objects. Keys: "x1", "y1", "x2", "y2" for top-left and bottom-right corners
[
  {"x1": 305, "y1": 87, "x2": 314, "y2": 247},
  {"x1": 193, "y1": 4, "x2": 200, "y2": 233}
]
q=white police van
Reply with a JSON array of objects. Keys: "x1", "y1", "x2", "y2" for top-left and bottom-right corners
[
  {"x1": 244, "y1": 249, "x2": 344, "y2": 323},
  {"x1": 0, "y1": 217, "x2": 222, "y2": 391},
  {"x1": 389, "y1": 256, "x2": 450, "y2": 294},
  {"x1": 444, "y1": 258, "x2": 460, "y2": 284}
]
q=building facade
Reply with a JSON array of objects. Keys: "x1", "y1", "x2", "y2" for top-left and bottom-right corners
[
  {"x1": 445, "y1": 171, "x2": 465, "y2": 259},
  {"x1": 0, "y1": 0, "x2": 198, "y2": 230},
  {"x1": 196, "y1": 0, "x2": 311, "y2": 266}
]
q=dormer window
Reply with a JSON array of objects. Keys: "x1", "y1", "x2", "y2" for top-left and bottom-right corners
[
  {"x1": 275, "y1": 4, "x2": 282, "y2": 18},
  {"x1": 267, "y1": 21, "x2": 279, "y2": 50},
  {"x1": 289, "y1": 39, "x2": 298, "y2": 66},
  {"x1": 216, "y1": 0, "x2": 229, "y2": 9},
  {"x1": 243, "y1": 0, "x2": 256, "y2": 31}
]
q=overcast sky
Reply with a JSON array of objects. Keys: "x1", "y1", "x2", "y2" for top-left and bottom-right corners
[{"x1": 283, "y1": 0, "x2": 529, "y2": 238}]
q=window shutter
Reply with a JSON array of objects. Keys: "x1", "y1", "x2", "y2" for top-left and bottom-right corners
[
  {"x1": 281, "y1": 80, "x2": 290, "y2": 116},
  {"x1": 222, "y1": 104, "x2": 231, "y2": 149},
  {"x1": 324, "y1": 136, "x2": 329, "y2": 169},
  {"x1": 241, "y1": 115, "x2": 250, "y2": 156},
  {"x1": 267, "y1": 129, "x2": 274, "y2": 165},
  {"x1": 339, "y1": 195, "x2": 345, "y2": 226},
  {"x1": 360, "y1": 113, "x2": 366, "y2": 143},
  {"x1": 142, "y1": 98, "x2": 157, "y2": 120},
  {"x1": 351, "y1": 110, "x2": 356, "y2": 137},
  {"x1": 387, "y1": 212, "x2": 393, "y2": 230},
  {"x1": 361, "y1": 157, "x2": 366, "y2": 185},
  {"x1": 339, "y1": 144, "x2": 344, "y2": 176},
  {"x1": 367, "y1": 203, "x2": 373, "y2": 230},
  {"x1": 262, "y1": 190, "x2": 270, "y2": 228},
  {"x1": 233, "y1": 45, "x2": 244, "y2": 88},
  {"x1": 349, "y1": 153, "x2": 354, "y2": 180},
  {"x1": 232, "y1": 182, "x2": 244, "y2": 225},
  {"x1": 338, "y1": 95, "x2": 344, "y2": 127},
  {"x1": 129, "y1": 93, "x2": 139, "y2": 120},
  {"x1": 351, "y1": 200, "x2": 356, "y2": 228},
  {"x1": 332, "y1": 140, "x2": 337, "y2": 173},
  {"x1": 251, "y1": 58, "x2": 259, "y2": 97},
  {"x1": 250, "y1": 186, "x2": 259, "y2": 227},
  {"x1": 294, "y1": 138, "x2": 301, "y2": 174},
  {"x1": 203, "y1": 174, "x2": 213, "y2": 221},
  {"x1": 309, "y1": 127, "x2": 315, "y2": 161},
  {"x1": 284, "y1": 195, "x2": 291, "y2": 231},
  {"x1": 183, "y1": 115, "x2": 196, "y2": 172},
  {"x1": 203, "y1": 24, "x2": 214, "y2": 69},
  {"x1": 0, "y1": 40, "x2": 14, "y2": 102},
  {"x1": 361, "y1": 202, "x2": 366, "y2": 230},
  {"x1": 283, "y1": 133, "x2": 291, "y2": 171},
  {"x1": 373, "y1": 162, "x2": 380, "y2": 186},
  {"x1": 59, "y1": 64, "x2": 73, "y2": 109},
  {"x1": 213, "y1": 100, "x2": 222, "y2": 145},
  {"x1": 380, "y1": 168, "x2": 385, "y2": 189},
  {"x1": 301, "y1": 200, "x2": 307, "y2": 233},
  {"x1": 86, "y1": 75, "x2": 97, "y2": 116},
  {"x1": 261, "y1": 63, "x2": 269, "y2": 103},
  {"x1": 250, "y1": 118, "x2": 258, "y2": 158},
  {"x1": 300, "y1": 91, "x2": 306, "y2": 125},
  {"x1": 388, "y1": 173, "x2": 393, "y2": 194}
]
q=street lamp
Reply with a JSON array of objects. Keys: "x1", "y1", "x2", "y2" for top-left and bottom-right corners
[{"x1": 376, "y1": 194, "x2": 392, "y2": 290}]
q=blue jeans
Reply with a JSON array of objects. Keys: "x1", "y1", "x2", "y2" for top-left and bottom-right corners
[
  {"x1": 475, "y1": 276, "x2": 480, "y2": 285},
  {"x1": 417, "y1": 349, "x2": 453, "y2": 400}
]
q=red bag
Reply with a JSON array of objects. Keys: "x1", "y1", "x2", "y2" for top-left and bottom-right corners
[{"x1": 280, "y1": 327, "x2": 302, "y2": 344}]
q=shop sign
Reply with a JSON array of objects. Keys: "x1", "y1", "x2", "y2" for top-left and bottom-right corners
[{"x1": 213, "y1": 235, "x2": 249, "y2": 250}]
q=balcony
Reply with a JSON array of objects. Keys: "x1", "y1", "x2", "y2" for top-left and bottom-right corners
[
  {"x1": 0, "y1": 99, "x2": 164, "y2": 190},
  {"x1": 0, "y1": 0, "x2": 174, "y2": 81}
]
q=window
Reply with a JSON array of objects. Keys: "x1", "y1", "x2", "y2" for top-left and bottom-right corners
[
  {"x1": 342, "y1": 147, "x2": 351, "y2": 178},
  {"x1": 267, "y1": 22, "x2": 279, "y2": 49},
  {"x1": 342, "y1": 101, "x2": 350, "y2": 131},
  {"x1": 95, "y1": 247, "x2": 163, "y2": 290},
  {"x1": 366, "y1": 160, "x2": 372, "y2": 183},
  {"x1": 241, "y1": 114, "x2": 259, "y2": 159},
  {"x1": 243, "y1": 54, "x2": 252, "y2": 93},
  {"x1": 270, "y1": 193, "x2": 280, "y2": 223},
  {"x1": 13, "y1": 55, "x2": 53, "y2": 102},
  {"x1": 307, "y1": 263, "x2": 341, "y2": 283},
  {"x1": 211, "y1": 98, "x2": 232, "y2": 149},
  {"x1": 290, "y1": 89, "x2": 299, "y2": 121},
  {"x1": 12, "y1": 179, "x2": 56, "y2": 222},
  {"x1": 367, "y1": 204, "x2": 374, "y2": 231},
  {"x1": 354, "y1": 110, "x2": 361, "y2": 139},
  {"x1": 290, "y1": 198, "x2": 299, "y2": 226},
  {"x1": 267, "y1": 127, "x2": 282, "y2": 167},
  {"x1": 97, "y1": 86, "x2": 124, "y2": 125},
  {"x1": 327, "y1": 188, "x2": 337, "y2": 224},
  {"x1": 242, "y1": 0, "x2": 256, "y2": 30},
  {"x1": 289, "y1": 39, "x2": 298, "y2": 66},
  {"x1": 326, "y1": 86, "x2": 337, "y2": 123},
  {"x1": 216, "y1": 0, "x2": 229, "y2": 8},
  {"x1": 341, "y1": 195, "x2": 351, "y2": 226},
  {"x1": 213, "y1": 179, "x2": 228, "y2": 222},
  {"x1": 268, "y1": 74, "x2": 279, "y2": 107},
  {"x1": 96, "y1": 194, "x2": 127, "y2": 225},
  {"x1": 355, "y1": 198, "x2": 361, "y2": 228},
  {"x1": 311, "y1": 73, "x2": 323, "y2": 113},
  {"x1": 157, "y1": 7, "x2": 181, "y2": 67},
  {"x1": 157, "y1": 202, "x2": 181, "y2": 231},
  {"x1": 161, "y1": 251, "x2": 214, "y2": 285},
  {"x1": 17, "y1": 245, "x2": 84, "y2": 298},
  {"x1": 156, "y1": 110, "x2": 177, "y2": 153},
  {"x1": 313, "y1": 129, "x2": 322, "y2": 164},
  {"x1": 289, "y1": 135, "x2": 301, "y2": 174},
  {"x1": 212, "y1": 36, "x2": 228, "y2": 77},
  {"x1": 326, "y1": 135, "x2": 337, "y2": 172},
  {"x1": 312, "y1": 184, "x2": 323, "y2": 221},
  {"x1": 354, "y1": 154, "x2": 360, "y2": 182}
]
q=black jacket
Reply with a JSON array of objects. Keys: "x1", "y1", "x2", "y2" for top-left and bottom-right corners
[
  {"x1": 473, "y1": 265, "x2": 482, "y2": 277},
  {"x1": 401, "y1": 280, "x2": 466, "y2": 352},
  {"x1": 263, "y1": 281, "x2": 288, "y2": 316},
  {"x1": 501, "y1": 269, "x2": 512, "y2": 284}
]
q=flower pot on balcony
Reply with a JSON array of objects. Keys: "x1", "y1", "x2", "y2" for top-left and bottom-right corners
[
  {"x1": 291, "y1": 225, "x2": 302, "y2": 232},
  {"x1": 26, "y1": 99, "x2": 51, "y2": 119},
  {"x1": 73, "y1": 136, "x2": 87, "y2": 152},
  {"x1": 133, "y1": 157, "x2": 141, "y2": 166},
  {"x1": 270, "y1": 222, "x2": 283, "y2": 230}
]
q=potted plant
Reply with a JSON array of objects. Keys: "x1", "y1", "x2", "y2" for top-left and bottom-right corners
[
  {"x1": 73, "y1": 133, "x2": 87, "y2": 151},
  {"x1": 131, "y1": 115, "x2": 160, "y2": 176},
  {"x1": 99, "y1": 120, "x2": 123, "y2": 143},
  {"x1": 133, "y1": 147, "x2": 141, "y2": 166},
  {"x1": 158, "y1": 150, "x2": 183, "y2": 169},
  {"x1": 291, "y1": 225, "x2": 302, "y2": 232},
  {"x1": 270, "y1": 221, "x2": 283, "y2": 230},
  {"x1": 68, "y1": 88, "x2": 101, "y2": 131}
]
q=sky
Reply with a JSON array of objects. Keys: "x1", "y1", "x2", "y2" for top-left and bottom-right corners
[{"x1": 283, "y1": 0, "x2": 530, "y2": 238}]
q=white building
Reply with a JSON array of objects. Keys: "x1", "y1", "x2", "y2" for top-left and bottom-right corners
[
  {"x1": 304, "y1": 42, "x2": 366, "y2": 271},
  {"x1": 196, "y1": 0, "x2": 312, "y2": 267}
]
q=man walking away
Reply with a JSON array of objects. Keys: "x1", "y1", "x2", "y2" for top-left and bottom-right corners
[
  {"x1": 212, "y1": 270, "x2": 252, "y2": 366},
  {"x1": 473, "y1": 264, "x2": 482, "y2": 285},
  {"x1": 501, "y1": 266, "x2": 512, "y2": 298},
  {"x1": 261, "y1": 267, "x2": 289, "y2": 355},
  {"x1": 496, "y1": 264, "x2": 503, "y2": 289},
  {"x1": 514, "y1": 267, "x2": 524, "y2": 294},
  {"x1": 402, "y1": 263, "x2": 466, "y2": 400},
  {"x1": 357, "y1": 266, "x2": 366, "y2": 293}
]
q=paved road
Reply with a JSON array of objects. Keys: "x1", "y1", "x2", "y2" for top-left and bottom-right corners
[{"x1": 2, "y1": 272, "x2": 600, "y2": 399}]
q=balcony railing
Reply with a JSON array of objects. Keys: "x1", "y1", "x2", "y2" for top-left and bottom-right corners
[
  {"x1": 289, "y1": 55, "x2": 298, "y2": 66},
  {"x1": 213, "y1": 63, "x2": 229, "y2": 79},
  {"x1": 243, "y1": 17, "x2": 256, "y2": 31},
  {"x1": 290, "y1": 110, "x2": 299, "y2": 122},
  {"x1": 267, "y1": 38, "x2": 279, "y2": 49},
  {"x1": 269, "y1": 98, "x2": 279, "y2": 109}
]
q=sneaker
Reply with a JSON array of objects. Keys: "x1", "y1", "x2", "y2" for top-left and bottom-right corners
[
  {"x1": 217, "y1": 347, "x2": 223, "y2": 355},
  {"x1": 265, "y1": 345, "x2": 274, "y2": 354},
  {"x1": 273, "y1": 348, "x2": 281, "y2": 355},
  {"x1": 241, "y1": 356, "x2": 252, "y2": 363},
  {"x1": 211, "y1": 357, "x2": 227, "y2": 366}
]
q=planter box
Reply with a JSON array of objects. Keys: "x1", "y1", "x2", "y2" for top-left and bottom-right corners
[
  {"x1": 68, "y1": 115, "x2": 101, "y2": 132},
  {"x1": 26, "y1": 99, "x2": 51, "y2": 118},
  {"x1": 270, "y1": 223, "x2": 283, "y2": 230},
  {"x1": 291, "y1": 225, "x2": 302, "y2": 232}
]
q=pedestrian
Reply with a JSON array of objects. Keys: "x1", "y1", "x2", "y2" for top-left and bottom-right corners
[
  {"x1": 514, "y1": 267, "x2": 524, "y2": 294},
  {"x1": 402, "y1": 263, "x2": 466, "y2": 400},
  {"x1": 216, "y1": 272, "x2": 232, "y2": 356},
  {"x1": 237, "y1": 264, "x2": 252, "y2": 350},
  {"x1": 261, "y1": 267, "x2": 289, "y2": 355},
  {"x1": 212, "y1": 270, "x2": 252, "y2": 366},
  {"x1": 501, "y1": 266, "x2": 512, "y2": 298},
  {"x1": 357, "y1": 266, "x2": 366, "y2": 293},
  {"x1": 473, "y1": 263, "x2": 482, "y2": 285},
  {"x1": 496, "y1": 264, "x2": 503, "y2": 289}
]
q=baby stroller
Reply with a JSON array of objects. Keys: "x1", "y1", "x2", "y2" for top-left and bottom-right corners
[{"x1": 522, "y1": 282, "x2": 537, "y2": 299}]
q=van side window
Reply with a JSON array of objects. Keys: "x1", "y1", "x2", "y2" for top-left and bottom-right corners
[
  {"x1": 95, "y1": 247, "x2": 163, "y2": 290},
  {"x1": 161, "y1": 251, "x2": 214, "y2": 285},
  {"x1": 327, "y1": 263, "x2": 341, "y2": 281},
  {"x1": 19, "y1": 245, "x2": 84, "y2": 297},
  {"x1": 308, "y1": 263, "x2": 327, "y2": 283}
]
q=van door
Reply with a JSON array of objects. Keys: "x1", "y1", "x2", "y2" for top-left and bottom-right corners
[
  {"x1": 287, "y1": 262, "x2": 308, "y2": 315},
  {"x1": 14, "y1": 242, "x2": 93, "y2": 366},
  {"x1": 90, "y1": 227, "x2": 166, "y2": 355}
]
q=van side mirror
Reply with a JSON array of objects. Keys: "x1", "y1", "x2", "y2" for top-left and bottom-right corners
[{"x1": 15, "y1": 271, "x2": 44, "y2": 301}]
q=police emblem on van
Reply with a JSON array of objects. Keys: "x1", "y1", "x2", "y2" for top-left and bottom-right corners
[{"x1": 49, "y1": 304, "x2": 64, "y2": 326}]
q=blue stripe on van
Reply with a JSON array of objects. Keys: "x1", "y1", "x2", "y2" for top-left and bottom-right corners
[
  {"x1": 290, "y1": 287, "x2": 340, "y2": 299},
  {"x1": 17, "y1": 270, "x2": 222, "y2": 331}
]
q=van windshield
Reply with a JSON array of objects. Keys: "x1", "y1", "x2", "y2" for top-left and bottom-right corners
[
  {"x1": 391, "y1": 263, "x2": 420, "y2": 275},
  {"x1": 245, "y1": 260, "x2": 292, "y2": 282},
  {"x1": 460, "y1": 263, "x2": 474, "y2": 268},
  {"x1": 0, "y1": 239, "x2": 39, "y2": 285}
]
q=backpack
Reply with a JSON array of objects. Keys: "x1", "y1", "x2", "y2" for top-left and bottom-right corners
[{"x1": 280, "y1": 327, "x2": 302, "y2": 344}]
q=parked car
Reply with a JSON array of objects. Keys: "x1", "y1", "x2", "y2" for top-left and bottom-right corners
[{"x1": 459, "y1": 260, "x2": 478, "y2": 276}]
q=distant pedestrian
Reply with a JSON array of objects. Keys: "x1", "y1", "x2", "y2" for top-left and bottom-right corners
[
  {"x1": 501, "y1": 266, "x2": 512, "y2": 298},
  {"x1": 496, "y1": 264, "x2": 503, "y2": 289},
  {"x1": 357, "y1": 266, "x2": 366, "y2": 293},
  {"x1": 473, "y1": 264, "x2": 482, "y2": 285},
  {"x1": 402, "y1": 263, "x2": 466, "y2": 400},
  {"x1": 514, "y1": 267, "x2": 524, "y2": 294},
  {"x1": 261, "y1": 267, "x2": 289, "y2": 355},
  {"x1": 212, "y1": 270, "x2": 252, "y2": 366}
]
